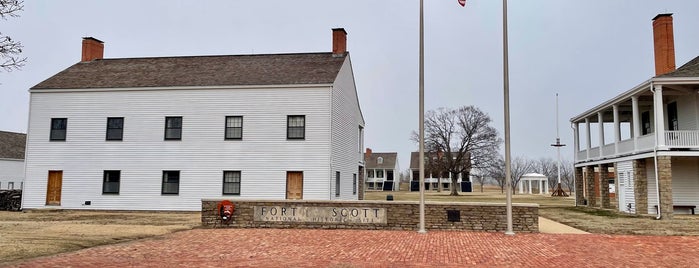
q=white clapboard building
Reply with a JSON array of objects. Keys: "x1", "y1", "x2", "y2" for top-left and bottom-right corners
[
  {"x1": 22, "y1": 29, "x2": 365, "y2": 211},
  {"x1": 0, "y1": 131, "x2": 26, "y2": 190},
  {"x1": 571, "y1": 14, "x2": 699, "y2": 218}
]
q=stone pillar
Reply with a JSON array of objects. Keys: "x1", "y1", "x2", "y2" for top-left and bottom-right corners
[
  {"x1": 575, "y1": 167, "x2": 584, "y2": 205},
  {"x1": 599, "y1": 164, "x2": 611, "y2": 208},
  {"x1": 585, "y1": 166, "x2": 596, "y2": 207},
  {"x1": 657, "y1": 156, "x2": 674, "y2": 219},
  {"x1": 633, "y1": 159, "x2": 648, "y2": 215}
]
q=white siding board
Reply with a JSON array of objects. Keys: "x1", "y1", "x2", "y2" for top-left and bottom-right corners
[
  {"x1": 616, "y1": 161, "x2": 635, "y2": 213},
  {"x1": 673, "y1": 94, "x2": 698, "y2": 130},
  {"x1": 646, "y1": 159, "x2": 658, "y2": 214},
  {"x1": 671, "y1": 157, "x2": 699, "y2": 214},
  {"x1": 331, "y1": 56, "x2": 364, "y2": 200},
  {"x1": 24, "y1": 86, "x2": 333, "y2": 211},
  {"x1": 0, "y1": 159, "x2": 24, "y2": 190}
]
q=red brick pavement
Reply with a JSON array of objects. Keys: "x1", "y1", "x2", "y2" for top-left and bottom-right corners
[{"x1": 4, "y1": 229, "x2": 699, "y2": 268}]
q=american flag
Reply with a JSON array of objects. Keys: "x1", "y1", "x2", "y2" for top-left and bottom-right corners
[{"x1": 458, "y1": 0, "x2": 466, "y2": 7}]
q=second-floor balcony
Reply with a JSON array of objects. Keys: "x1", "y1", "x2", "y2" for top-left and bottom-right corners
[
  {"x1": 576, "y1": 131, "x2": 699, "y2": 162},
  {"x1": 571, "y1": 79, "x2": 699, "y2": 163}
]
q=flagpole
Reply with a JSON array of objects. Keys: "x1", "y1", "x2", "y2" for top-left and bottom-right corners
[
  {"x1": 418, "y1": 0, "x2": 426, "y2": 234},
  {"x1": 503, "y1": 0, "x2": 514, "y2": 235}
]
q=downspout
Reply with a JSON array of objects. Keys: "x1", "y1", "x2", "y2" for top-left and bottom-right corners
[
  {"x1": 570, "y1": 122, "x2": 577, "y2": 207},
  {"x1": 650, "y1": 82, "x2": 662, "y2": 220}
]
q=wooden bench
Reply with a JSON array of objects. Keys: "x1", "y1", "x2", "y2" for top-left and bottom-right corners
[{"x1": 654, "y1": 205, "x2": 696, "y2": 215}]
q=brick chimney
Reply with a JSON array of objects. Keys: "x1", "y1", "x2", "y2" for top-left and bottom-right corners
[
  {"x1": 332, "y1": 28, "x2": 347, "y2": 57},
  {"x1": 81, "y1": 37, "x2": 104, "y2": 62},
  {"x1": 365, "y1": 148, "x2": 372, "y2": 159},
  {"x1": 652, "y1": 14, "x2": 676, "y2": 76}
]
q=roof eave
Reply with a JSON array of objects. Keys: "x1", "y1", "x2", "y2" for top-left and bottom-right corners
[
  {"x1": 569, "y1": 78, "x2": 652, "y2": 123},
  {"x1": 29, "y1": 83, "x2": 335, "y2": 93}
]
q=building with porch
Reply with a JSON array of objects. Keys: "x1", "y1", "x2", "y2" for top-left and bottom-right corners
[
  {"x1": 0, "y1": 131, "x2": 26, "y2": 190},
  {"x1": 571, "y1": 14, "x2": 699, "y2": 219},
  {"x1": 363, "y1": 149, "x2": 399, "y2": 191},
  {"x1": 409, "y1": 151, "x2": 471, "y2": 192}
]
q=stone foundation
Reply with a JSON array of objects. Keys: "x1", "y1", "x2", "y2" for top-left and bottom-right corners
[{"x1": 201, "y1": 199, "x2": 539, "y2": 233}]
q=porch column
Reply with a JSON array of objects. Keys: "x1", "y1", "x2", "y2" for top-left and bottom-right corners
[
  {"x1": 528, "y1": 180, "x2": 532, "y2": 194},
  {"x1": 585, "y1": 166, "x2": 596, "y2": 207},
  {"x1": 585, "y1": 118, "x2": 591, "y2": 159},
  {"x1": 613, "y1": 104, "x2": 620, "y2": 155},
  {"x1": 518, "y1": 179, "x2": 523, "y2": 193},
  {"x1": 599, "y1": 164, "x2": 611, "y2": 208},
  {"x1": 598, "y1": 112, "x2": 605, "y2": 157},
  {"x1": 632, "y1": 96, "x2": 640, "y2": 151},
  {"x1": 575, "y1": 167, "x2": 584, "y2": 205},
  {"x1": 653, "y1": 85, "x2": 666, "y2": 147},
  {"x1": 573, "y1": 123, "x2": 580, "y2": 161},
  {"x1": 545, "y1": 180, "x2": 549, "y2": 194}
]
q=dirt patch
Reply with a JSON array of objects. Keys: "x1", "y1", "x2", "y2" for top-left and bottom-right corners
[{"x1": 0, "y1": 210, "x2": 199, "y2": 263}]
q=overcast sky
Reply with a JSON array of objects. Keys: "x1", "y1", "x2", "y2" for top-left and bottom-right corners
[{"x1": 2, "y1": 1, "x2": 699, "y2": 170}]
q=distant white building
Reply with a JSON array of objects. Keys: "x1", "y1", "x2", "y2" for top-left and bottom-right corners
[
  {"x1": 364, "y1": 149, "x2": 399, "y2": 191},
  {"x1": 0, "y1": 131, "x2": 25, "y2": 190},
  {"x1": 22, "y1": 29, "x2": 365, "y2": 211}
]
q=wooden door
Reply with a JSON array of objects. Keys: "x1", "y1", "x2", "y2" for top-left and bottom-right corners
[
  {"x1": 46, "y1": 171, "x2": 63, "y2": 206},
  {"x1": 286, "y1": 172, "x2": 303, "y2": 200}
]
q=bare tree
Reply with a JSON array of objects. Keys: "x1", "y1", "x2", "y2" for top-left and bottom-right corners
[
  {"x1": 560, "y1": 159, "x2": 575, "y2": 195},
  {"x1": 412, "y1": 106, "x2": 501, "y2": 196},
  {"x1": 470, "y1": 168, "x2": 490, "y2": 193},
  {"x1": 485, "y1": 156, "x2": 506, "y2": 193},
  {"x1": 0, "y1": 0, "x2": 25, "y2": 72},
  {"x1": 510, "y1": 156, "x2": 534, "y2": 194},
  {"x1": 532, "y1": 158, "x2": 557, "y2": 190}
]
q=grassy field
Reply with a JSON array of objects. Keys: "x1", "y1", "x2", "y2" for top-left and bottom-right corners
[
  {"x1": 365, "y1": 187, "x2": 699, "y2": 236},
  {"x1": 0, "y1": 210, "x2": 200, "y2": 263}
]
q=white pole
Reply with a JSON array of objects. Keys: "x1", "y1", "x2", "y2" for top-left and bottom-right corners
[
  {"x1": 418, "y1": 0, "x2": 426, "y2": 234},
  {"x1": 556, "y1": 94, "x2": 561, "y2": 185},
  {"x1": 503, "y1": 0, "x2": 514, "y2": 235}
]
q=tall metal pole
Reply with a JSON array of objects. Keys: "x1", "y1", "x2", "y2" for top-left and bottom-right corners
[
  {"x1": 556, "y1": 94, "x2": 561, "y2": 185},
  {"x1": 502, "y1": 0, "x2": 514, "y2": 236},
  {"x1": 418, "y1": 0, "x2": 426, "y2": 234}
]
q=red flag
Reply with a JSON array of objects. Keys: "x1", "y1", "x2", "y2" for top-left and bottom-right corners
[{"x1": 458, "y1": 0, "x2": 466, "y2": 7}]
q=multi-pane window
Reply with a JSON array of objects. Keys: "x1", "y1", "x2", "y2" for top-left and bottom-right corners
[
  {"x1": 102, "y1": 170, "x2": 120, "y2": 194},
  {"x1": 335, "y1": 171, "x2": 341, "y2": 197},
  {"x1": 222, "y1": 171, "x2": 241, "y2": 195},
  {"x1": 162, "y1": 171, "x2": 180, "y2": 194},
  {"x1": 106, "y1": 117, "x2": 124, "y2": 141},
  {"x1": 225, "y1": 116, "x2": 243, "y2": 140},
  {"x1": 367, "y1": 170, "x2": 375, "y2": 178},
  {"x1": 376, "y1": 170, "x2": 384, "y2": 178},
  {"x1": 287, "y1": 115, "x2": 305, "y2": 139},
  {"x1": 353, "y1": 174, "x2": 357, "y2": 195},
  {"x1": 164, "y1": 117, "x2": 182, "y2": 140},
  {"x1": 50, "y1": 118, "x2": 67, "y2": 141}
]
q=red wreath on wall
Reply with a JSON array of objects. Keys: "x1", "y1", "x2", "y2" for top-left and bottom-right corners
[{"x1": 217, "y1": 200, "x2": 235, "y2": 224}]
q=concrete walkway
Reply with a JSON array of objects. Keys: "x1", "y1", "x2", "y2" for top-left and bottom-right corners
[{"x1": 538, "y1": 217, "x2": 589, "y2": 234}]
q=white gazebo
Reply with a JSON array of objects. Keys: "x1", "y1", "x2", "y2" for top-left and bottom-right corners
[{"x1": 518, "y1": 173, "x2": 549, "y2": 195}]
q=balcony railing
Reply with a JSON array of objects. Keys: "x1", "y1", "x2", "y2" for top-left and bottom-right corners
[
  {"x1": 665, "y1": 130, "x2": 699, "y2": 148},
  {"x1": 576, "y1": 131, "x2": 699, "y2": 163}
]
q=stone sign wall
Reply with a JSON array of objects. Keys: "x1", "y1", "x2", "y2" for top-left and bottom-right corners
[{"x1": 201, "y1": 199, "x2": 539, "y2": 232}]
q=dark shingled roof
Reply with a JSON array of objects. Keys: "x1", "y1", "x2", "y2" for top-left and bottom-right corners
[
  {"x1": 365, "y1": 152, "x2": 398, "y2": 169},
  {"x1": 32, "y1": 52, "x2": 347, "y2": 89},
  {"x1": 658, "y1": 56, "x2": 699, "y2": 78},
  {"x1": 0, "y1": 131, "x2": 26, "y2": 159}
]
